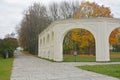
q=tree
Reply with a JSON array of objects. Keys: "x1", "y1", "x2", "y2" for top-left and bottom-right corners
[
  {"x1": 109, "y1": 28, "x2": 120, "y2": 52},
  {"x1": 64, "y1": 1, "x2": 112, "y2": 55},
  {"x1": 0, "y1": 38, "x2": 18, "y2": 58},
  {"x1": 117, "y1": 34, "x2": 120, "y2": 42},
  {"x1": 18, "y1": 1, "x2": 117, "y2": 55},
  {"x1": 59, "y1": 1, "x2": 79, "y2": 19},
  {"x1": 18, "y1": 3, "x2": 51, "y2": 54},
  {"x1": 49, "y1": 2, "x2": 59, "y2": 21},
  {"x1": 18, "y1": 1, "x2": 79, "y2": 54},
  {"x1": 109, "y1": 28, "x2": 120, "y2": 45},
  {"x1": 49, "y1": 1, "x2": 79, "y2": 21},
  {"x1": 5, "y1": 33, "x2": 15, "y2": 38},
  {"x1": 64, "y1": 29, "x2": 95, "y2": 54},
  {"x1": 112, "y1": 44, "x2": 120, "y2": 52},
  {"x1": 74, "y1": 1, "x2": 112, "y2": 18},
  {"x1": 63, "y1": 31, "x2": 75, "y2": 54}
]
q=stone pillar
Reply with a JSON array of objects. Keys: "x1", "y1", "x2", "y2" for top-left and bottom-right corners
[
  {"x1": 38, "y1": 37, "x2": 41, "y2": 57},
  {"x1": 54, "y1": 44, "x2": 63, "y2": 61},
  {"x1": 96, "y1": 26, "x2": 110, "y2": 62},
  {"x1": 53, "y1": 32, "x2": 63, "y2": 61}
]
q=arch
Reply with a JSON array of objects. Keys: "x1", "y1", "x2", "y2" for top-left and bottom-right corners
[
  {"x1": 38, "y1": 18, "x2": 120, "y2": 62},
  {"x1": 42, "y1": 38, "x2": 43, "y2": 46},
  {"x1": 59, "y1": 26, "x2": 96, "y2": 48},
  {"x1": 109, "y1": 27, "x2": 120, "y2": 45},
  {"x1": 43, "y1": 37, "x2": 45, "y2": 45},
  {"x1": 47, "y1": 34, "x2": 50, "y2": 44},
  {"x1": 40, "y1": 39, "x2": 42, "y2": 46},
  {"x1": 48, "y1": 50, "x2": 50, "y2": 59},
  {"x1": 61, "y1": 28, "x2": 96, "y2": 47},
  {"x1": 62, "y1": 28, "x2": 96, "y2": 61},
  {"x1": 50, "y1": 32, "x2": 53, "y2": 42},
  {"x1": 109, "y1": 27, "x2": 120, "y2": 62},
  {"x1": 52, "y1": 31, "x2": 54, "y2": 41},
  {"x1": 108, "y1": 27, "x2": 120, "y2": 37},
  {"x1": 53, "y1": 20, "x2": 110, "y2": 61}
]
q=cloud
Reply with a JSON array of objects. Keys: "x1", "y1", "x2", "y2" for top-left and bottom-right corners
[
  {"x1": 89, "y1": 0, "x2": 120, "y2": 18},
  {"x1": 0, "y1": 0, "x2": 120, "y2": 38},
  {"x1": 107, "y1": 0, "x2": 120, "y2": 18},
  {"x1": 0, "y1": 0, "x2": 25, "y2": 38}
]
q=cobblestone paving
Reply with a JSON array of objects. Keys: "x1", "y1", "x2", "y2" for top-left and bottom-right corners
[{"x1": 11, "y1": 50, "x2": 120, "y2": 80}]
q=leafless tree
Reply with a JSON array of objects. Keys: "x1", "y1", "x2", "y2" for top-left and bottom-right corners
[
  {"x1": 18, "y1": 1, "x2": 79, "y2": 54},
  {"x1": 18, "y1": 3, "x2": 51, "y2": 54},
  {"x1": 49, "y1": 2, "x2": 60, "y2": 21}
]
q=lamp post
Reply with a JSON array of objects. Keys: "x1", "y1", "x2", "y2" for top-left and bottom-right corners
[{"x1": 74, "y1": 42, "x2": 78, "y2": 62}]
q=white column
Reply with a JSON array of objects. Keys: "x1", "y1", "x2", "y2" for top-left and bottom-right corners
[
  {"x1": 96, "y1": 26, "x2": 110, "y2": 61},
  {"x1": 54, "y1": 43, "x2": 63, "y2": 61},
  {"x1": 38, "y1": 36, "x2": 41, "y2": 57},
  {"x1": 53, "y1": 32, "x2": 63, "y2": 61}
]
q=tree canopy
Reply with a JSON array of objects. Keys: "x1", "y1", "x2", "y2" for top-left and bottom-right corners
[
  {"x1": 74, "y1": 1, "x2": 112, "y2": 18},
  {"x1": 0, "y1": 38, "x2": 18, "y2": 58}
]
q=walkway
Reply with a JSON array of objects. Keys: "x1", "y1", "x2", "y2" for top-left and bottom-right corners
[{"x1": 11, "y1": 50, "x2": 120, "y2": 80}]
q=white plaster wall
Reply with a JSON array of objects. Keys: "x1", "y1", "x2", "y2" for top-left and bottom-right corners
[
  {"x1": 38, "y1": 26, "x2": 55, "y2": 60},
  {"x1": 38, "y1": 18, "x2": 120, "y2": 62}
]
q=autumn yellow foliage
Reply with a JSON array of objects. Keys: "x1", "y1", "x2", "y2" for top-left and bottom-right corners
[
  {"x1": 74, "y1": 1, "x2": 112, "y2": 18},
  {"x1": 71, "y1": 29, "x2": 95, "y2": 48},
  {"x1": 109, "y1": 28, "x2": 120, "y2": 45},
  {"x1": 64, "y1": 1, "x2": 119, "y2": 54},
  {"x1": 73, "y1": 1, "x2": 119, "y2": 46}
]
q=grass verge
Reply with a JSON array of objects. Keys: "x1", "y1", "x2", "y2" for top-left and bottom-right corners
[
  {"x1": 0, "y1": 58, "x2": 14, "y2": 80},
  {"x1": 77, "y1": 64, "x2": 120, "y2": 79},
  {"x1": 110, "y1": 52, "x2": 120, "y2": 62},
  {"x1": 63, "y1": 52, "x2": 120, "y2": 62},
  {"x1": 63, "y1": 55, "x2": 95, "y2": 62}
]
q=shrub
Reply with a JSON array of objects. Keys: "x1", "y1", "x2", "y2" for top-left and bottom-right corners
[{"x1": 0, "y1": 38, "x2": 18, "y2": 58}]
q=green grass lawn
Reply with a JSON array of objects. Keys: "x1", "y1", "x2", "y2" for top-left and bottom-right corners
[
  {"x1": 0, "y1": 58, "x2": 14, "y2": 80},
  {"x1": 63, "y1": 55, "x2": 96, "y2": 62},
  {"x1": 110, "y1": 52, "x2": 120, "y2": 62},
  {"x1": 63, "y1": 52, "x2": 120, "y2": 62},
  {"x1": 77, "y1": 64, "x2": 120, "y2": 79}
]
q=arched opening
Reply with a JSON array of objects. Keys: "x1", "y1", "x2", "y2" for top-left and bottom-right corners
[
  {"x1": 47, "y1": 34, "x2": 50, "y2": 44},
  {"x1": 63, "y1": 28, "x2": 96, "y2": 62},
  {"x1": 109, "y1": 27, "x2": 120, "y2": 62},
  {"x1": 40, "y1": 39, "x2": 42, "y2": 46},
  {"x1": 52, "y1": 31, "x2": 54, "y2": 41},
  {"x1": 43, "y1": 37, "x2": 45, "y2": 45}
]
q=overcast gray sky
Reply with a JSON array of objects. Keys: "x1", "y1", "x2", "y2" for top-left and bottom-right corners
[{"x1": 0, "y1": 0, "x2": 120, "y2": 39}]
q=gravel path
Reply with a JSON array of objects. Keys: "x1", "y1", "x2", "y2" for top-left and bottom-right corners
[{"x1": 11, "y1": 50, "x2": 120, "y2": 80}]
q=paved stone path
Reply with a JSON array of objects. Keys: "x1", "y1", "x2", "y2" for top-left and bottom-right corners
[{"x1": 11, "y1": 50, "x2": 120, "y2": 80}]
